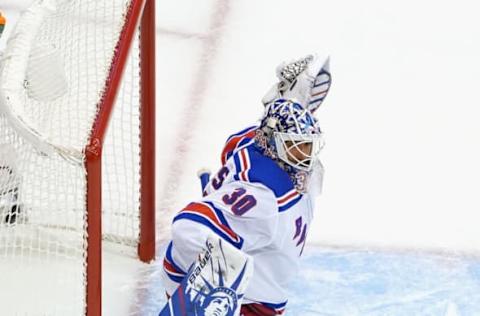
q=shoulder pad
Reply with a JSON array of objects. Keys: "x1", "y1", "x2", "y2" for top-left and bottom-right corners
[{"x1": 221, "y1": 126, "x2": 257, "y2": 165}]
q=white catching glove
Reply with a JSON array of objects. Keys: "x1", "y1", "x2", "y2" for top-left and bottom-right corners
[{"x1": 261, "y1": 54, "x2": 331, "y2": 114}]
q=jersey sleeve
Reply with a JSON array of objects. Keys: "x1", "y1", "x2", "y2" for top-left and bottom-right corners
[
  {"x1": 200, "y1": 181, "x2": 279, "y2": 252},
  {"x1": 173, "y1": 181, "x2": 278, "y2": 251},
  {"x1": 162, "y1": 181, "x2": 278, "y2": 292},
  {"x1": 173, "y1": 180, "x2": 279, "y2": 254}
]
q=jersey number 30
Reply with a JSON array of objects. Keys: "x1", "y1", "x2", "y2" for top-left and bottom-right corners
[{"x1": 222, "y1": 188, "x2": 257, "y2": 216}]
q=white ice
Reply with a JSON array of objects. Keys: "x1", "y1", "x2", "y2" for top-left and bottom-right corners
[{"x1": 1, "y1": 0, "x2": 480, "y2": 315}]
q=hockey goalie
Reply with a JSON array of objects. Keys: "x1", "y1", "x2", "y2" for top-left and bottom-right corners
[{"x1": 160, "y1": 55, "x2": 331, "y2": 316}]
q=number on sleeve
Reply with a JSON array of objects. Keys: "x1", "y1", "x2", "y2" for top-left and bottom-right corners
[
  {"x1": 222, "y1": 187, "x2": 257, "y2": 216},
  {"x1": 222, "y1": 188, "x2": 246, "y2": 205},
  {"x1": 231, "y1": 195, "x2": 257, "y2": 216}
]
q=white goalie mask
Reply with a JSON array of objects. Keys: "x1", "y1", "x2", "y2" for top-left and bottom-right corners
[{"x1": 261, "y1": 99, "x2": 324, "y2": 172}]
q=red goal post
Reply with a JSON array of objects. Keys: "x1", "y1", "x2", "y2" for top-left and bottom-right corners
[{"x1": 85, "y1": 0, "x2": 156, "y2": 315}]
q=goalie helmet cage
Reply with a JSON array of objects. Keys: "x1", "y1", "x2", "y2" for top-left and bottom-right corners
[{"x1": 0, "y1": 0, "x2": 155, "y2": 315}]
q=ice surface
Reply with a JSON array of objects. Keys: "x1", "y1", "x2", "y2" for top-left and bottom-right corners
[
  {"x1": 288, "y1": 247, "x2": 480, "y2": 315},
  {"x1": 131, "y1": 245, "x2": 480, "y2": 315}
]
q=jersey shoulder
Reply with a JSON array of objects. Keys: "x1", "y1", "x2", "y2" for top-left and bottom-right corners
[
  {"x1": 231, "y1": 144, "x2": 302, "y2": 212},
  {"x1": 204, "y1": 180, "x2": 279, "y2": 220},
  {"x1": 221, "y1": 126, "x2": 258, "y2": 165}
]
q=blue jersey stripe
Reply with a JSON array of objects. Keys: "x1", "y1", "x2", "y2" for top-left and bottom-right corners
[
  {"x1": 204, "y1": 201, "x2": 230, "y2": 227},
  {"x1": 313, "y1": 79, "x2": 331, "y2": 88},
  {"x1": 225, "y1": 125, "x2": 257, "y2": 143},
  {"x1": 233, "y1": 151, "x2": 243, "y2": 181},
  {"x1": 165, "y1": 242, "x2": 187, "y2": 274},
  {"x1": 165, "y1": 242, "x2": 186, "y2": 282},
  {"x1": 278, "y1": 195, "x2": 302, "y2": 212},
  {"x1": 165, "y1": 272, "x2": 184, "y2": 283},
  {"x1": 237, "y1": 137, "x2": 255, "y2": 149},
  {"x1": 255, "y1": 300, "x2": 288, "y2": 310},
  {"x1": 263, "y1": 301, "x2": 288, "y2": 309},
  {"x1": 309, "y1": 96, "x2": 326, "y2": 105}
]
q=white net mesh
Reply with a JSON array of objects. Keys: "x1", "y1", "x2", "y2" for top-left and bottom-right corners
[{"x1": 0, "y1": 0, "x2": 143, "y2": 314}]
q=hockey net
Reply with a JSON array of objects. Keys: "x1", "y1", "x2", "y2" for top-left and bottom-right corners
[{"x1": 0, "y1": 0, "x2": 155, "y2": 315}]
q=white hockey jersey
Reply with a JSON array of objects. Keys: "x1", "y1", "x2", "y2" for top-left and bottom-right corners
[{"x1": 162, "y1": 126, "x2": 321, "y2": 314}]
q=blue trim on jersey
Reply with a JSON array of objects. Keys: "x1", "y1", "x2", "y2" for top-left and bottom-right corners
[
  {"x1": 309, "y1": 96, "x2": 326, "y2": 104},
  {"x1": 204, "y1": 201, "x2": 230, "y2": 227},
  {"x1": 222, "y1": 126, "x2": 257, "y2": 165},
  {"x1": 166, "y1": 242, "x2": 187, "y2": 274},
  {"x1": 226, "y1": 142, "x2": 301, "y2": 212},
  {"x1": 227, "y1": 137, "x2": 255, "y2": 164},
  {"x1": 225, "y1": 125, "x2": 257, "y2": 143},
  {"x1": 261, "y1": 300, "x2": 288, "y2": 310},
  {"x1": 237, "y1": 137, "x2": 254, "y2": 149},
  {"x1": 224, "y1": 151, "x2": 234, "y2": 163},
  {"x1": 233, "y1": 152, "x2": 242, "y2": 181},
  {"x1": 164, "y1": 242, "x2": 187, "y2": 283},
  {"x1": 278, "y1": 195, "x2": 302, "y2": 212},
  {"x1": 225, "y1": 152, "x2": 232, "y2": 163},
  {"x1": 165, "y1": 271, "x2": 184, "y2": 283},
  {"x1": 229, "y1": 144, "x2": 302, "y2": 212},
  {"x1": 313, "y1": 79, "x2": 331, "y2": 88},
  {"x1": 173, "y1": 213, "x2": 244, "y2": 249},
  {"x1": 243, "y1": 145, "x2": 299, "y2": 203}
]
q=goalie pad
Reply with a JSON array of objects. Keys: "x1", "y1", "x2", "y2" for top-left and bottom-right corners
[{"x1": 160, "y1": 235, "x2": 253, "y2": 316}]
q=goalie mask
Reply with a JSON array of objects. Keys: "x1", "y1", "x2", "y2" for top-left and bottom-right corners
[{"x1": 256, "y1": 99, "x2": 324, "y2": 173}]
